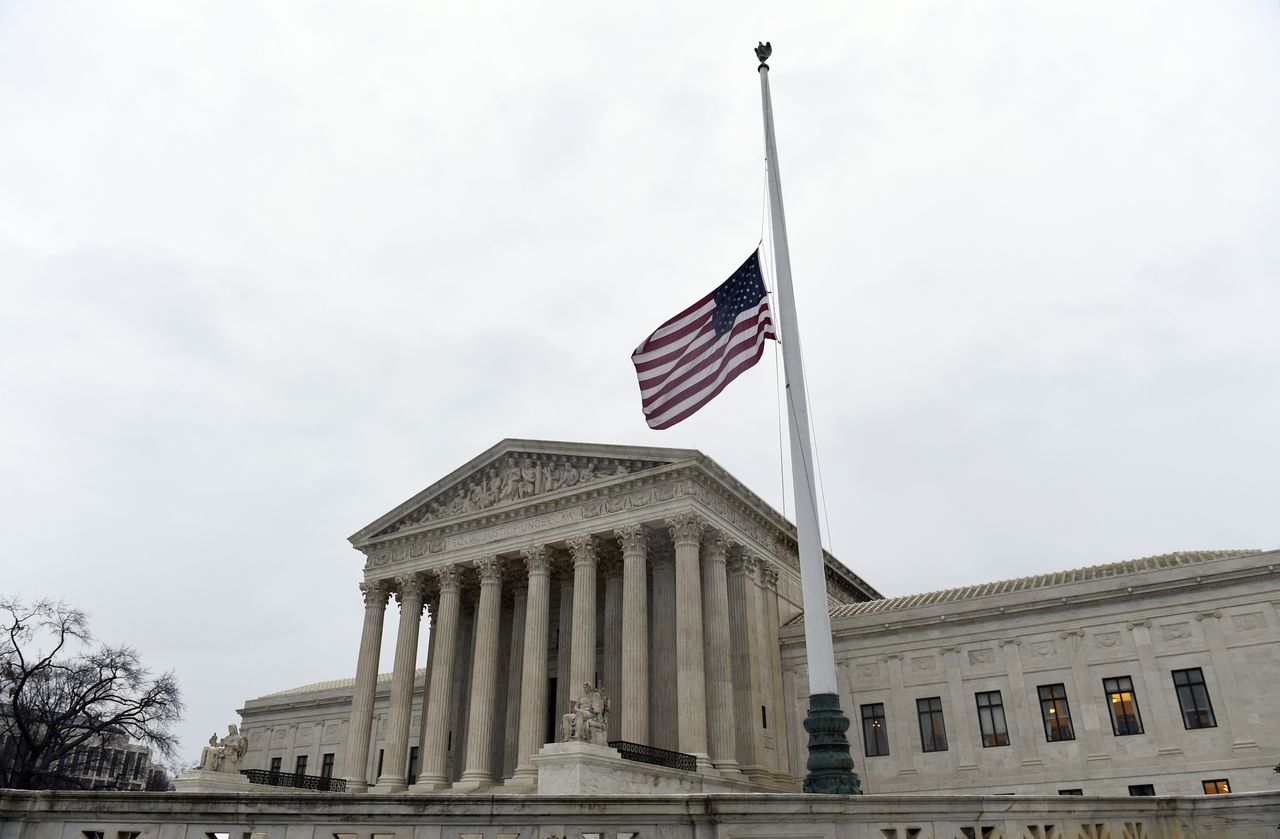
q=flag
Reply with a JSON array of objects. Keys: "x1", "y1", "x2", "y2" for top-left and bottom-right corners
[{"x1": 632, "y1": 249, "x2": 776, "y2": 429}]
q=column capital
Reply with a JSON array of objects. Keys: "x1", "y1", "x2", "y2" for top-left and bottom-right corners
[
  {"x1": 521, "y1": 545, "x2": 552, "y2": 576},
  {"x1": 702, "y1": 531, "x2": 729, "y2": 564},
  {"x1": 360, "y1": 580, "x2": 392, "y2": 607},
  {"x1": 759, "y1": 560, "x2": 780, "y2": 590},
  {"x1": 474, "y1": 555, "x2": 505, "y2": 583},
  {"x1": 434, "y1": 564, "x2": 463, "y2": 593},
  {"x1": 665, "y1": 512, "x2": 706, "y2": 546},
  {"x1": 615, "y1": 524, "x2": 648, "y2": 555},
  {"x1": 567, "y1": 533, "x2": 599, "y2": 566},
  {"x1": 394, "y1": 573, "x2": 428, "y2": 605}
]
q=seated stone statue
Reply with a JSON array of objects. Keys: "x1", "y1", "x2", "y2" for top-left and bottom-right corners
[
  {"x1": 559, "y1": 682, "x2": 610, "y2": 746},
  {"x1": 196, "y1": 724, "x2": 249, "y2": 774}
]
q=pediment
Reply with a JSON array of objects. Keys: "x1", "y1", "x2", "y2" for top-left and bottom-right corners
[{"x1": 354, "y1": 440, "x2": 692, "y2": 544}]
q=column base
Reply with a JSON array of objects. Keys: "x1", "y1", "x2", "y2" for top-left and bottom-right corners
[
  {"x1": 369, "y1": 781, "x2": 408, "y2": 793},
  {"x1": 343, "y1": 778, "x2": 369, "y2": 794},
  {"x1": 451, "y1": 774, "x2": 494, "y2": 791},
  {"x1": 406, "y1": 774, "x2": 449, "y2": 793},
  {"x1": 801, "y1": 692, "x2": 862, "y2": 795},
  {"x1": 693, "y1": 752, "x2": 714, "y2": 772},
  {"x1": 712, "y1": 759, "x2": 744, "y2": 777},
  {"x1": 504, "y1": 767, "x2": 539, "y2": 789}
]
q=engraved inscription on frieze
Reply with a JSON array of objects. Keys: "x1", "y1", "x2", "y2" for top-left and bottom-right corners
[
  {"x1": 1231, "y1": 611, "x2": 1265, "y2": 632},
  {"x1": 376, "y1": 453, "x2": 668, "y2": 535}
]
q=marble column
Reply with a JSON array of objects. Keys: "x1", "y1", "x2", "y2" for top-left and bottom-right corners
[
  {"x1": 411, "y1": 599, "x2": 438, "y2": 784},
  {"x1": 602, "y1": 555, "x2": 624, "y2": 738},
  {"x1": 501, "y1": 580, "x2": 527, "y2": 779},
  {"x1": 511, "y1": 546, "x2": 552, "y2": 784},
  {"x1": 941, "y1": 646, "x2": 977, "y2": 772},
  {"x1": 701, "y1": 532, "x2": 740, "y2": 774},
  {"x1": 1193, "y1": 611, "x2": 1254, "y2": 749},
  {"x1": 650, "y1": 544, "x2": 678, "y2": 751},
  {"x1": 667, "y1": 512, "x2": 711, "y2": 769},
  {"x1": 456, "y1": 556, "x2": 504, "y2": 789},
  {"x1": 342, "y1": 580, "x2": 390, "y2": 792},
  {"x1": 373, "y1": 573, "x2": 427, "y2": 792},
  {"x1": 554, "y1": 564, "x2": 574, "y2": 719},
  {"x1": 409, "y1": 565, "x2": 462, "y2": 791},
  {"x1": 761, "y1": 561, "x2": 791, "y2": 779},
  {"x1": 1061, "y1": 629, "x2": 1108, "y2": 761},
  {"x1": 567, "y1": 534, "x2": 599, "y2": 701},
  {"x1": 727, "y1": 551, "x2": 765, "y2": 779},
  {"x1": 616, "y1": 525, "x2": 649, "y2": 745}
]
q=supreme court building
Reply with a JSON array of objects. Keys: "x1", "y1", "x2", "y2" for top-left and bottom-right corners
[{"x1": 237, "y1": 439, "x2": 1280, "y2": 797}]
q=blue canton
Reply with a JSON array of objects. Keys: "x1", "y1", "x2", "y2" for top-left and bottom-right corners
[{"x1": 712, "y1": 252, "x2": 768, "y2": 337}]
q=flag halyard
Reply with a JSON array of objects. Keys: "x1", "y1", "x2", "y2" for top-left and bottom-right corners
[{"x1": 632, "y1": 250, "x2": 776, "y2": 429}]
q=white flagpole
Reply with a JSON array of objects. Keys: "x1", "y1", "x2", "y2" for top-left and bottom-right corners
[{"x1": 755, "y1": 41, "x2": 861, "y2": 795}]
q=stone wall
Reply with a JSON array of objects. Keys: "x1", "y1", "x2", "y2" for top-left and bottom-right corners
[{"x1": 2, "y1": 790, "x2": 1279, "y2": 839}]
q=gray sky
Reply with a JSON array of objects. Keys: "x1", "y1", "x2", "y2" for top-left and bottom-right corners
[{"x1": 2, "y1": 2, "x2": 1277, "y2": 764}]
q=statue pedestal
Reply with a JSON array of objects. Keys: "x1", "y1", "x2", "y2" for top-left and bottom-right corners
[
  {"x1": 173, "y1": 769, "x2": 253, "y2": 793},
  {"x1": 531, "y1": 742, "x2": 770, "y2": 795}
]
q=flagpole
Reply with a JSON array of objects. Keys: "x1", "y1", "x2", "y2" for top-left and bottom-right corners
[{"x1": 755, "y1": 41, "x2": 861, "y2": 795}]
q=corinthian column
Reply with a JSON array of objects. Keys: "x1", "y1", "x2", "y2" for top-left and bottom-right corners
[
  {"x1": 373, "y1": 573, "x2": 427, "y2": 792},
  {"x1": 511, "y1": 546, "x2": 552, "y2": 785},
  {"x1": 602, "y1": 555, "x2": 623, "y2": 737},
  {"x1": 761, "y1": 561, "x2": 791, "y2": 779},
  {"x1": 650, "y1": 545, "x2": 677, "y2": 751},
  {"x1": 409, "y1": 565, "x2": 461, "y2": 791},
  {"x1": 701, "y1": 532, "x2": 740, "y2": 775},
  {"x1": 667, "y1": 512, "x2": 711, "y2": 769},
  {"x1": 342, "y1": 580, "x2": 390, "y2": 792},
  {"x1": 616, "y1": 524, "x2": 649, "y2": 745},
  {"x1": 727, "y1": 551, "x2": 765, "y2": 780},
  {"x1": 566, "y1": 534, "x2": 599, "y2": 702},
  {"x1": 456, "y1": 556, "x2": 504, "y2": 789}
]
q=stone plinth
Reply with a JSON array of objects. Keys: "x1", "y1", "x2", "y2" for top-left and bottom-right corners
[
  {"x1": 531, "y1": 741, "x2": 773, "y2": 795},
  {"x1": 172, "y1": 769, "x2": 253, "y2": 793}
]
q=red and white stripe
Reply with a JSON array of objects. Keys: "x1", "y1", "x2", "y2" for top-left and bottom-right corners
[{"x1": 632, "y1": 292, "x2": 775, "y2": 430}]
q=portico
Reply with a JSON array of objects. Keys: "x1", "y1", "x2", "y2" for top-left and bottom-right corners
[{"x1": 340, "y1": 439, "x2": 876, "y2": 793}]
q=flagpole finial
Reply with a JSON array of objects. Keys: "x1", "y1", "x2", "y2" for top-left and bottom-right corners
[{"x1": 755, "y1": 41, "x2": 772, "y2": 69}]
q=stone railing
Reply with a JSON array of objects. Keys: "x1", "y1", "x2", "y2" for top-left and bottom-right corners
[{"x1": 1, "y1": 790, "x2": 1278, "y2": 839}]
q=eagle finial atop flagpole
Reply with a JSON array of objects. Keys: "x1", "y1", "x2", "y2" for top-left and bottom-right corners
[{"x1": 755, "y1": 41, "x2": 771, "y2": 68}]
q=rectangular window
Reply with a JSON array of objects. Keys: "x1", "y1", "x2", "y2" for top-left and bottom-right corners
[
  {"x1": 1202, "y1": 778, "x2": 1230, "y2": 795},
  {"x1": 975, "y1": 690, "x2": 1010, "y2": 747},
  {"x1": 916, "y1": 697, "x2": 948, "y2": 752},
  {"x1": 295, "y1": 754, "x2": 308, "y2": 776},
  {"x1": 269, "y1": 756, "x2": 282, "y2": 774},
  {"x1": 1058, "y1": 789, "x2": 1083, "y2": 795},
  {"x1": 1038, "y1": 683, "x2": 1076, "y2": 742},
  {"x1": 1104, "y1": 676, "x2": 1144, "y2": 735},
  {"x1": 1128, "y1": 784, "x2": 1155, "y2": 796},
  {"x1": 1173, "y1": 668, "x2": 1217, "y2": 729},
  {"x1": 860, "y1": 703, "x2": 890, "y2": 757},
  {"x1": 321, "y1": 752, "x2": 336, "y2": 779}
]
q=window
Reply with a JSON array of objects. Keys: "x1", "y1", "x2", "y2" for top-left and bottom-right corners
[
  {"x1": 1202, "y1": 778, "x2": 1230, "y2": 795},
  {"x1": 975, "y1": 691, "x2": 1010, "y2": 747},
  {"x1": 1128, "y1": 784, "x2": 1155, "y2": 796},
  {"x1": 1104, "y1": 676, "x2": 1144, "y2": 735},
  {"x1": 321, "y1": 752, "x2": 336, "y2": 779},
  {"x1": 1173, "y1": 668, "x2": 1217, "y2": 729},
  {"x1": 861, "y1": 703, "x2": 890, "y2": 757},
  {"x1": 295, "y1": 754, "x2": 308, "y2": 776},
  {"x1": 269, "y1": 756, "x2": 282, "y2": 774},
  {"x1": 916, "y1": 697, "x2": 948, "y2": 752},
  {"x1": 1038, "y1": 683, "x2": 1075, "y2": 742},
  {"x1": 1058, "y1": 789, "x2": 1083, "y2": 795},
  {"x1": 406, "y1": 746, "x2": 418, "y2": 782}
]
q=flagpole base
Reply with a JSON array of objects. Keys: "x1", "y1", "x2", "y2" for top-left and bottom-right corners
[{"x1": 802, "y1": 693, "x2": 862, "y2": 795}]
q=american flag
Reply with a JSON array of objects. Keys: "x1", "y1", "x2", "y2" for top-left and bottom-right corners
[{"x1": 632, "y1": 250, "x2": 776, "y2": 429}]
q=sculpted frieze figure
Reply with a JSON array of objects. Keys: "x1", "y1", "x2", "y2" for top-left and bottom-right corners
[{"x1": 376, "y1": 454, "x2": 666, "y2": 536}]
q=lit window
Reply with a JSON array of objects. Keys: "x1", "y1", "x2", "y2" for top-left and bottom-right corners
[
  {"x1": 860, "y1": 703, "x2": 889, "y2": 757},
  {"x1": 916, "y1": 697, "x2": 948, "y2": 752},
  {"x1": 1202, "y1": 778, "x2": 1230, "y2": 795},
  {"x1": 1173, "y1": 668, "x2": 1217, "y2": 730},
  {"x1": 1104, "y1": 676, "x2": 1144, "y2": 735},
  {"x1": 975, "y1": 691, "x2": 1010, "y2": 747},
  {"x1": 1038, "y1": 683, "x2": 1075, "y2": 742}
]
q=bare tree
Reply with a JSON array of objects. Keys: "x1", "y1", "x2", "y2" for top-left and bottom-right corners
[{"x1": 0, "y1": 597, "x2": 182, "y2": 790}]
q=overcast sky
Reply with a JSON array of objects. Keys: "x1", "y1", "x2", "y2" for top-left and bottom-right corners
[{"x1": 2, "y1": 2, "x2": 1276, "y2": 764}]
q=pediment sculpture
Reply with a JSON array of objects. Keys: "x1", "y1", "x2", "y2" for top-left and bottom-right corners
[{"x1": 377, "y1": 454, "x2": 667, "y2": 535}]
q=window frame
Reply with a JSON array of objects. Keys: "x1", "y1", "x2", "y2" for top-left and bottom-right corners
[
  {"x1": 1201, "y1": 778, "x2": 1230, "y2": 795},
  {"x1": 974, "y1": 690, "x2": 1010, "y2": 747},
  {"x1": 1037, "y1": 683, "x2": 1076, "y2": 742},
  {"x1": 295, "y1": 754, "x2": 308, "y2": 776},
  {"x1": 1128, "y1": 783, "x2": 1156, "y2": 796},
  {"x1": 916, "y1": 696, "x2": 948, "y2": 753},
  {"x1": 860, "y1": 702, "x2": 890, "y2": 757},
  {"x1": 1172, "y1": 668, "x2": 1217, "y2": 730},
  {"x1": 1103, "y1": 676, "x2": 1144, "y2": 736},
  {"x1": 320, "y1": 752, "x2": 336, "y2": 779}
]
